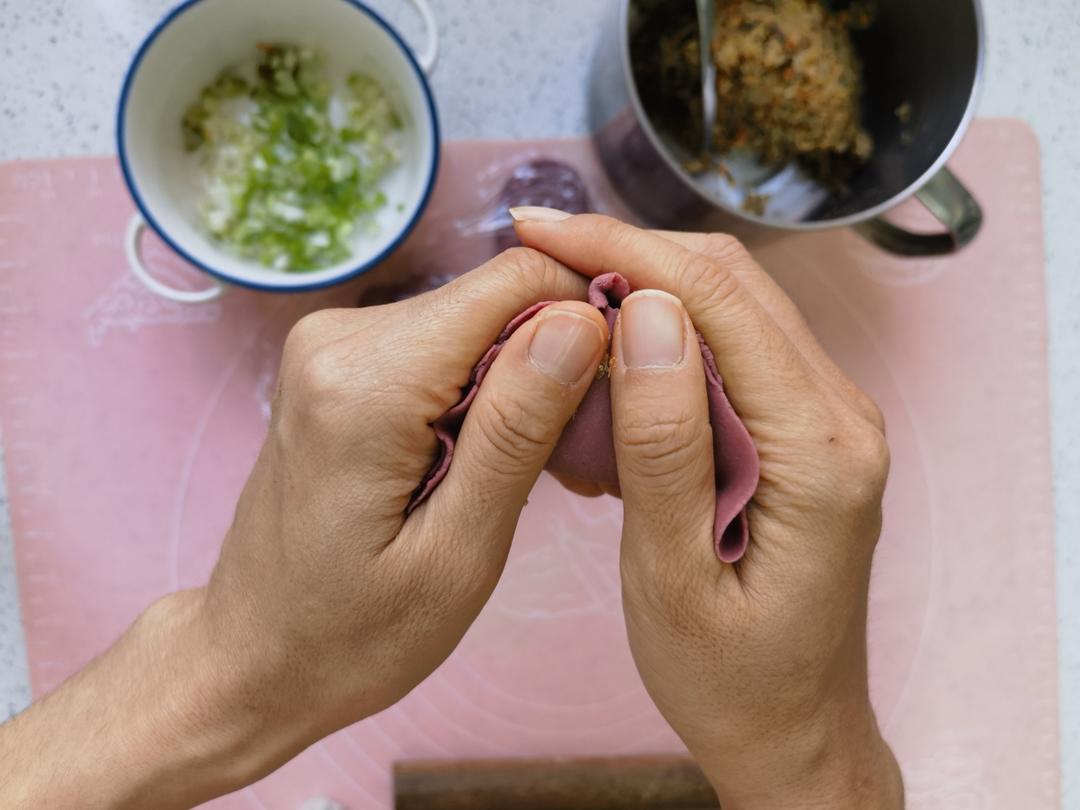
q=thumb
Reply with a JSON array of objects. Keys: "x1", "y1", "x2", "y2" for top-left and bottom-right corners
[
  {"x1": 422, "y1": 300, "x2": 609, "y2": 551},
  {"x1": 611, "y1": 291, "x2": 718, "y2": 573}
]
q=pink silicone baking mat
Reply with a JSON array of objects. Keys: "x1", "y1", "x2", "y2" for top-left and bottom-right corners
[{"x1": 0, "y1": 119, "x2": 1058, "y2": 808}]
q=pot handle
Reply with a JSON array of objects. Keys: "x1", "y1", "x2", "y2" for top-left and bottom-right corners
[
  {"x1": 125, "y1": 214, "x2": 226, "y2": 304},
  {"x1": 855, "y1": 167, "x2": 983, "y2": 257},
  {"x1": 407, "y1": 0, "x2": 439, "y2": 75}
]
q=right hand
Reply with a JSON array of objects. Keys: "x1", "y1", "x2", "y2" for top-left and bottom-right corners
[{"x1": 515, "y1": 214, "x2": 903, "y2": 810}]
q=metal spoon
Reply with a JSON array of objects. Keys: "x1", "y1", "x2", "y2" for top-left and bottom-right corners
[{"x1": 695, "y1": 0, "x2": 718, "y2": 160}]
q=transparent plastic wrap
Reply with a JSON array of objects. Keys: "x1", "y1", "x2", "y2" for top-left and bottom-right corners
[{"x1": 357, "y1": 144, "x2": 633, "y2": 306}]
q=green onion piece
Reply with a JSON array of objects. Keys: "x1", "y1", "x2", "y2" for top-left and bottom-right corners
[{"x1": 182, "y1": 43, "x2": 403, "y2": 272}]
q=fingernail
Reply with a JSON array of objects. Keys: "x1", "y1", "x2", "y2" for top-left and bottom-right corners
[
  {"x1": 620, "y1": 291, "x2": 686, "y2": 369},
  {"x1": 529, "y1": 311, "x2": 604, "y2": 384},
  {"x1": 509, "y1": 206, "x2": 573, "y2": 224}
]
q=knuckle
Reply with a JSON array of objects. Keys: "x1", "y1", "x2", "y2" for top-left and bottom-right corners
[
  {"x1": 824, "y1": 418, "x2": 891, "y2": 511},
  {"x1": 294, "y1": 343, "x2": 350, "y2": 403},
  {"x1": 854, "y1": 391, "x2": 887, "y2": 435},
  {"x1": 442, "y1": 247, "x2": 570, "y2": 314},
  {"x1": 714, "y1": 242, "x2": 770, "y2": 288},
  {"x1": 491, "y1": 246, "x2": 562, "y2": 292},
  {"x1": 476, "y1": 391, "x2": 552, "y2": 470},
  {"x1": 670, "y1": 251, "x2": 744, "y2": 314},
  {"x1": 283, "y1": 309, "x2": 334, "y2": 362},
  {"x1": 620, "y1": 413, "x2": 698, "y2": 458},
  {"x1": 280, "y1": 340, "x2": 373, "y2": 438},
  {"x1": 849, "y1": 422, "x2": 891, "y2": 481},
  {"x1": 600, "y1": 215, "x2": 635, "y2": 248},
  {"x1": 700, "y1": 232, "x2": 752, "y2": 266},
  {"x1": 766, "y1": 399, "x2": 891, "y2": 513},
  {"x1": 598, "y1": 217, "x2": 651, "y2": 264},
  {"x1": 617, "y1": 410, "x2": 705, "y2": 481}
]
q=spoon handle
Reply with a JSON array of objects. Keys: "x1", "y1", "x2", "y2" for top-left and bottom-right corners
[{"x1": 696, "y1": 0, "x2": 718, "y2": 158}]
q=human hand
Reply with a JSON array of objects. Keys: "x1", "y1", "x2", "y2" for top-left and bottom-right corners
[
  {"x1": 514, "y1": 211, "x2": 902, "y2": 810},
  {"x1": 0, "y1": 247, "x2": 609, "y2": 810},
  {"x1": 199, "y1": 248, "x2": 609, "y2": 777}
]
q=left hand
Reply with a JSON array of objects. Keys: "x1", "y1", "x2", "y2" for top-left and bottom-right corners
[
  {"x1": 204, "y1": 246, "x2": 608, "y2": 745},
  {"x1": 0, "y1": 247, "x2": 608, "y2": 809}
]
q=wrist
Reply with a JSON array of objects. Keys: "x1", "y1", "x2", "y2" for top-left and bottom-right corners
[
  {"x1": 699, "y1": 705, "x2": 903, "y2": 810},
  {"x1": 1, "y1": 589, "x2": 310, "y2": 809},
  {"x1": 119, "y1": 588, "x2": 312, "y2": 806}
]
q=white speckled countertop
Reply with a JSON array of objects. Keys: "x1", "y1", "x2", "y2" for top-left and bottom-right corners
[{"x1": 1, "y1": 0, "x2": 1078, "y2": 803}]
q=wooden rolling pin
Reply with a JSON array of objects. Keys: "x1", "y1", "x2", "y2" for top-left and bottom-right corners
[{"x1": 394, "y1": 755, "x2": 721, "y2": 810}]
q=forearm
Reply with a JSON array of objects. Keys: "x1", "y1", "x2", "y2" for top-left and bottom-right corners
[{"x1": 0, "y1": 590, "x2": 304, "y2": 809}]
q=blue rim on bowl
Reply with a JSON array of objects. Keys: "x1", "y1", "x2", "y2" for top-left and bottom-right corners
[{"x1": 116, "y1": 0, "x2": 441, "y2": 294}]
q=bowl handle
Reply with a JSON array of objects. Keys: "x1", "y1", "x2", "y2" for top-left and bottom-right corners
[
  {"x1": 854, "y1": 167, "x2": 984, "y2": 256},
  {"x1": 407, "y1": 0, "x2": 439, "y2": 75},
  {"x1": 125, "y1": 214, "x2": 226, "y2": 304}
]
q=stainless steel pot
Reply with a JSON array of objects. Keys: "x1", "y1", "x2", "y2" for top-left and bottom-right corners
[{"x1": 589, "y1": 0, "x2": 986, "y2": 256}]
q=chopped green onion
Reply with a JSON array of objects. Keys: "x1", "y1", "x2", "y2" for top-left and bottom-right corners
[{"x1": 182, "y1": 43, "x2": 403, "y2": 272}]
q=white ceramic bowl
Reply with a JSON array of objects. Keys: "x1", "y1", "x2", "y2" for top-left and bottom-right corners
[{"x1": 118, "y1": 0, "x2": 440, "y2": 302}]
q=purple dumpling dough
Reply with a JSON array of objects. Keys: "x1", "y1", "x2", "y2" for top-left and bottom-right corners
[
  {"x1": 409, "y1": 272, "x2": 761, "y2": 564},
  {"x1": 495, "y1": 160, "x2": 591, "y2": 253}
]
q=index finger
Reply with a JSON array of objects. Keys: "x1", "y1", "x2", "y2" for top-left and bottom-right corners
[
  {"x1": 512, "y1": 211, "x2": 819, "y2": 423},
  {"x1": 654, "y1": 230, "x2": 884, "y2": 432},
  {"x1": 362, "y1": 246, "x2": 590, "y2": 422}
]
